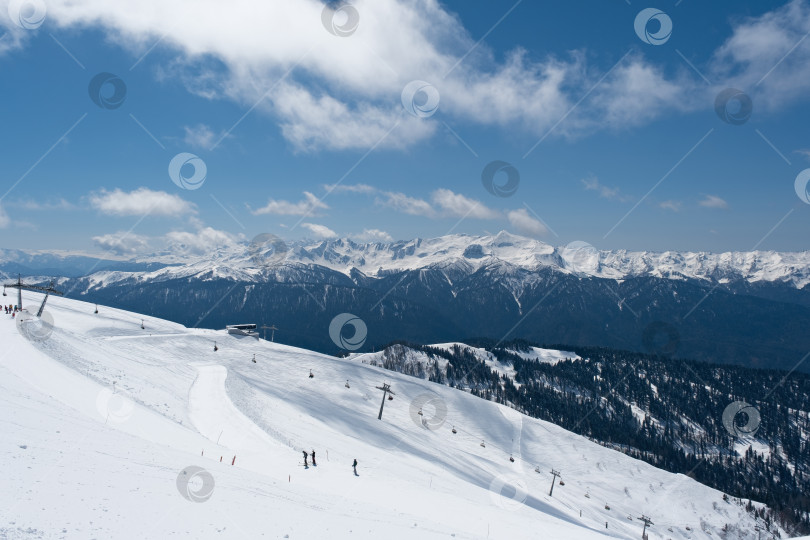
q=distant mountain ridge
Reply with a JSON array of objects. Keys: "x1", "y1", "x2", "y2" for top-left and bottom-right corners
[
  {"x1": 3, "y1": 232, "x2": 810, "y2": 371},
  {"x1": 3, "y1": 231, "x2": 809, "y2": 288}
]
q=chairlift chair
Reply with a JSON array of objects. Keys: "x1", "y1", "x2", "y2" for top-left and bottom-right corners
[
  {"x1": 509, "y1": 456, "x2": 515, "y2": 463},
  {"x1": 451, "y1": 426, "x2": 457, "y2": 434},
  {"x1": 480, "y1": 440, "x2": 486, "y2": 448},
  {"x1": 345, "y1": 380, "x2": 350, "y2": 388},
  {"x1": 388, "y1": 394, "x2": 393, "y2": 400}
]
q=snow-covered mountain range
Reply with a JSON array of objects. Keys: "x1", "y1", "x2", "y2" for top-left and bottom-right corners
[
  {"x1": 3, "y1": 232, "x2": 810, "y2": 371},
  {"x1": 3, "y1": 230, "x2": 809, "y2": 288}
]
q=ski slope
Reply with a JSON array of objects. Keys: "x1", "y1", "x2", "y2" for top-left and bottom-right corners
[{"x1": 0, "y1": 292, "x2": 787, "y2": 539}]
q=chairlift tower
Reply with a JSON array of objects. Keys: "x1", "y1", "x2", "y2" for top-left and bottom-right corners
[
  {"x1": 549, "y1": 469, "x2": 561, "y2": 497},
  {"x1": 260, "y1": 324, "x2": 278, "y2": 342},
  {"x1": 3, "y1": 274, "x2": 63, "y2": 315},
  {"x1": 375, "y1": 383, "x2": 395, "y2": 420},
  {"x1": 638, "y1": 515, "x2": 653, "y2": 539}
]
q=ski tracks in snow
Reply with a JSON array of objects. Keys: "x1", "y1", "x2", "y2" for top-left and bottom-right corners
[{"x1": 187, "y1": 363, "x2": 283, "y2": 459}]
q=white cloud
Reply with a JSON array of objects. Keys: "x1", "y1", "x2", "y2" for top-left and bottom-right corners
[
  {"x1": 164, "y1": 226, "x2": 240, "y2": 255},
  {"x1": 711, "y1": 0, "x2": 810, "y2": 111},
  {"x1": 699, "y1": 195, "x2": 728, "y2": 209},
  {"x1": 10, "y1": 198, "x2": 75, "y2": 211},
  {"x1": 89, "y1": 188, "x2": 196, "y2": 217},
  {"x1": 92, "y1": 232, "x2": 150, "y2": 255},
  {"x1": 273, "y1": 82, "x2": 436, "y2": 151},
  {"x1": 183, "y1": 124, "x2": 228, "y2": 150},
  {"x1": 506, "y1": 208, "x2": 547, "y2": 237},
  {"x1": 0, "y1": 203, "x2": 10, "y2": 228},
  {"x1": 251, "y1": 192, "x2": 327, "y2": 216},
  {"x1": 430, "y1": 189, "x2": 500, "y2": 219},
  {"x1": 323, "y1": 183, "x2": 377, "y2": 194},
  {"x1": 659, "y1": 200, "x2": 681, "y2": 211},
  {"x1": 796, "y1": 148, "x2": 810, "y2": 161},
  {"x1": 581, "y1": 176, "x2": 626, "y2": 201},
  {"x1": 352, "y1": 228, "x2": 393, "y2": 243},
  {"x1": 17, "y1": 0, "x2": 781, "y2": 151},
  {"x1": 301, "y1": 222, "x2": 337, "y2": 239},
  {"x1": 376, "y1": 191, "x2": 436, "y2": 218}
]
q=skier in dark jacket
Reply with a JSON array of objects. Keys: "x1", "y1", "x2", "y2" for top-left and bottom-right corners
[
  {"x1": 303, "y1": 450, "x2": 308, "y2": 467},
  {"x1": 311, "y1": 450, "x2": 316, "y2": 466},
  {"x1": 352, "y1": 458, "x2": 358, "y2": 475}
]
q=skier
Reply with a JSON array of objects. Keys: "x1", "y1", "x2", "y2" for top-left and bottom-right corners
[
  {"x1": 303, "y1": 450, "x2": 309, "y2": 468},
  {"x1": 309, "y1": 369, "x2": 314, "y2": 378},
  {"x1": 352, "y1": 458, "x2": 358, "y2": 475},
  {"x1": 311, "y1": 450, "x2": 316, "y2": 466}
]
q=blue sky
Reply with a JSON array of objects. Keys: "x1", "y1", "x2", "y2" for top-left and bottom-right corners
[{"x1": 0, "y1": 0, "x2": 809, "y2": 256}]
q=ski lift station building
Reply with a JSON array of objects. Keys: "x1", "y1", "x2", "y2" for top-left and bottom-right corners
[{"x1": 226, "y1": 323, "x2": 259, "y2": 337}]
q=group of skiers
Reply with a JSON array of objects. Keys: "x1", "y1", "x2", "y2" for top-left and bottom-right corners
[
  {"x1": 5, "y1": 305, "x2": 18, "y2": 317},
  {"x1": 301, "y1": 449, "x2": 358, "y2": 475},
  {"x1": 302, "y1": 449, "x2": 316, "y2": 467}
]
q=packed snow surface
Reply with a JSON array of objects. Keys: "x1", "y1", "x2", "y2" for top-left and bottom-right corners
[{"x1": 0, "y1": 292, "x2": 786, "y2": 539}]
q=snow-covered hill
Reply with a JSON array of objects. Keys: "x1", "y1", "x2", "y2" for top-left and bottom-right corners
[{"x1": 1, "y1": 292, "x2": 788, "y2": 539}]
